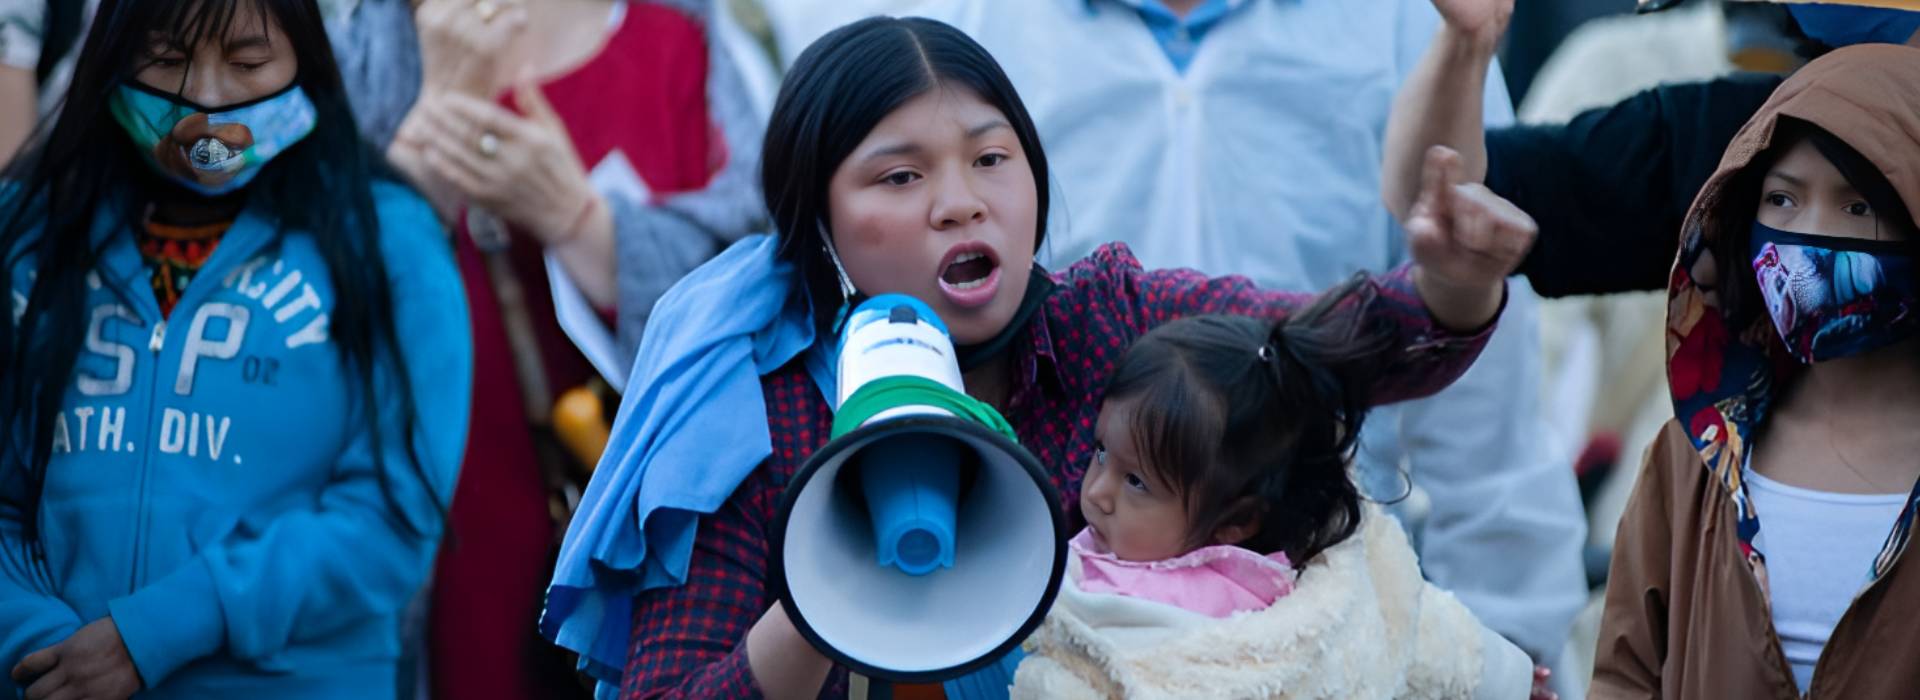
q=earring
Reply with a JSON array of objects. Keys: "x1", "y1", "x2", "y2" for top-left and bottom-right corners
[{"x1": 821, "y1": 225, "x2": 858, "y2": 333}]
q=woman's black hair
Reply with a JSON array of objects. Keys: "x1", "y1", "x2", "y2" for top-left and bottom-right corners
[
  {"x1": 759, "y1": 16, "x2": 1050, "y2": 330},
  {"x1": 1102, "y1": 276, "x2": 1397, "y2": 564},
  {"x1": 0, "y1": 0, "x2": 440, "y2": 555},
  {"x1": 1711, "y1": 117, "x2": 1920, "y2": 331}
]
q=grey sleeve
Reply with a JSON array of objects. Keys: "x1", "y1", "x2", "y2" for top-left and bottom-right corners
[
  {"x1": 327, "y1": 0, "x2": 422, "y2": 151},
  {"x1": 609, "y1": 0, "x2": 767, "y2": 364}
]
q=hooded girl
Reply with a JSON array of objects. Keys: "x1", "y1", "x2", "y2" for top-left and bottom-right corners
[{"x1": 1595, "y1": 44, "x2": 1920, "y2": 699}]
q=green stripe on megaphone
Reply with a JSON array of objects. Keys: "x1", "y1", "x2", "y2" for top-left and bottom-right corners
[{"x1": 832, "y1": 375, "x2": 1019, "y2": 444}]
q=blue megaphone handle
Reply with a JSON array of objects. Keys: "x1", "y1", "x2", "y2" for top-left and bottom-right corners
[
  {"x1": 942, "y1": 647, "x2": 1024, "y2": 700},
  {"x1": 858, "y1": 433, "x2": 961, "y2": 576}
]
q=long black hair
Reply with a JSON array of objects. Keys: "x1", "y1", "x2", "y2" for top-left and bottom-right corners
[
  {"x1": 759, "y1": 16, "x2": 1050, "y2": 330},
  {"x1": 1102, "y1": 276, "x2": 1398, "y2": 564},
  {"x1": 0, "y1": 0, "x2": 439, "y2": 553}
]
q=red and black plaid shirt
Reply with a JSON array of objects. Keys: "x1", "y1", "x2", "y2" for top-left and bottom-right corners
[{"x1": 619, "y1": 244, "x2": 1496, "y2": 698}]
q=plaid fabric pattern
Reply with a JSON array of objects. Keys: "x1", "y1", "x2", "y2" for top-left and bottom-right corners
[{"x1": 619, "y1": 244, "x2": 1494, "y2": 698}]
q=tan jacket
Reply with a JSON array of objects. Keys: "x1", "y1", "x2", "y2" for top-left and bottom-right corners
[
  {"x1": 1599, "y1": 423, "x2": 1920, "y2": 699},
  {"x1": 1594, "y1": 44, "x2": 1920, "y2": 700}
]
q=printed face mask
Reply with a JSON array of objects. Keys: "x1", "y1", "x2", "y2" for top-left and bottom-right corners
[
  {"x1": 110, "y1": 81, "x2": 317, "y2": 196},
  {"x1": 1750, "y1": 222, "x2": 1920, "y2": 363}
]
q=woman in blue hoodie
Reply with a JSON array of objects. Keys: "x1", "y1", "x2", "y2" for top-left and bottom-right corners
[{"x1": 0, "y1": 1, "x2": 472, "y2": 698}]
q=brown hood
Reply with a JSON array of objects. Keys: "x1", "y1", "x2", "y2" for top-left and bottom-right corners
[
  {"x1": 1663, "y1": 43, "x2": 1920, "y2": 570},
  {"x1": 1682, "y1": 44, "x2": 1920, "y2": 236}
]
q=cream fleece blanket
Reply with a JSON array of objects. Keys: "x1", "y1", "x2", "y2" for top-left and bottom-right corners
[{"x1": 1012, "y1": 507, "x2": 1533, "y2": 699}]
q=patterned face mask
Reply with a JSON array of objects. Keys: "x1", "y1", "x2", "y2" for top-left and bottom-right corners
[
  {"x1": 109, "y1": 81, "x2": 317, "y2": 196},
  {"x1": 1750, "y1": 221, "x2": 1920, "y2": 364}
]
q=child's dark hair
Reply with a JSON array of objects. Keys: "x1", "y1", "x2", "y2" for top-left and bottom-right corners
[{"x1": 1103, "y1": 275, "x2": 1398, "y2": 564}]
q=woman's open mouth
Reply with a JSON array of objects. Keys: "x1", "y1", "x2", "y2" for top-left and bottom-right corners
[{"x1": 937, "y1": 242, "x2": 1002, "y2": 309}]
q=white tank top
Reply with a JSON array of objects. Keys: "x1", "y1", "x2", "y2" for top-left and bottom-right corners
[{"x1": 1743, "y1": 467, "x2": 1908, "y2": 693}]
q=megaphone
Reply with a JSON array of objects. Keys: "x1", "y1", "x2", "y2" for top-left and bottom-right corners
[{"x1": 770, "y1": 294, "x2": 1067, "y2": 684}]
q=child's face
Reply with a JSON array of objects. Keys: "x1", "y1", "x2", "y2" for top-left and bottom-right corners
[
  {"x1": 1757, "y1": 140, "x2": 1910, "y2": 242},
  {"x1": 1080, "y1": 399, "x2": 1196, "y2": 562}
]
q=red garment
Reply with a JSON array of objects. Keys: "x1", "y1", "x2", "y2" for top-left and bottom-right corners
[
  {"x1": 137, "y1": 218, "x2": 231, "y2": 318},
  {"x1": 431, "y1": 5, "x2": 721, "y2": 700}
]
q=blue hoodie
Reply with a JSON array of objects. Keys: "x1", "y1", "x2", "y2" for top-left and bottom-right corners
[{"x1": 0, "y1": 182, "x2": 471, "y2": 699}]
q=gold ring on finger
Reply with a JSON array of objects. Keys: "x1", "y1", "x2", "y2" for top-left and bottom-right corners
[{"x1": 477, "y1": 131, "x2": 501, "y2": 159}]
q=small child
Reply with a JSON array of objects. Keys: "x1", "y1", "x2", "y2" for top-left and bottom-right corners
[{"x1": 1012, "y1": 278, "x2": 1543, "y2": 700}]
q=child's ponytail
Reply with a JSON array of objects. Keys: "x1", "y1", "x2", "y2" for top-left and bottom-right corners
[
  {"x1": 1103, "y1": 274, "x2": 1408, "y2": 564},
  {"x1": 1261, "y1": 273, "x2": 1401, "y2": 450},
  {"x1": 1242, "y1": 274, "x2": 1401, "y2": 563}
]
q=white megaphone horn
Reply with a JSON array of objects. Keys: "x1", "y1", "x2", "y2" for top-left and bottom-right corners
[{"x1": 769, "y1": 294, "x2": 1067, "y2": 684}]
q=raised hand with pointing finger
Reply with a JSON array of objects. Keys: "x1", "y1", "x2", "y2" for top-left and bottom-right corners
[{"x1": 1406, "y1": 144, "x2": 1537, "y2": 331}]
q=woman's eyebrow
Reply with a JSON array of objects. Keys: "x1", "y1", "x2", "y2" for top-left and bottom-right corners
[
  {"x1": 1765, "y1": 171, "x2": 1807, "y2": 188},
  {"x1": 225, "y1": 35, "x2": 272, "y2": 53},
  {"x1": 146, "y1": 35, "x2": 185, "y2": 52},
  {"x1": 861, "y1": 141, "x2": 923, "y2": 161},
  {"x1": 857, "y1": 121, "x2": 1011, "y2": 162},
  {"x1": 967, "y1": 120, "x2": 1012, "y2": 139}
]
